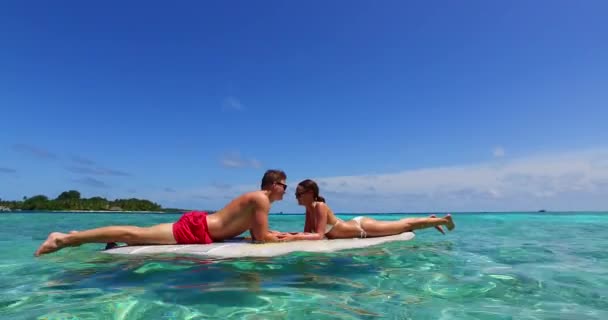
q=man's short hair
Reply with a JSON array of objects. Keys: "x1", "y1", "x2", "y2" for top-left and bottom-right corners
[{"x1": 261, "y1": 169, "x2": 287, "y2": 189}]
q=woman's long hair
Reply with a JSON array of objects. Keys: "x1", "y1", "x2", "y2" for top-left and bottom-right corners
[{"x1": 298, "y1": 179, "x2": 326, "y2": 203}]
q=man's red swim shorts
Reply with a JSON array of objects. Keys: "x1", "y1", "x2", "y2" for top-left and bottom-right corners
[{"x1": 172, "y1": 211, "x2": 214, "y2": 244}]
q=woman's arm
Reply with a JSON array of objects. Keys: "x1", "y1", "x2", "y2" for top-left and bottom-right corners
[
  {"x1": 313, "y1": 203, "x2": 329, "y2": 236},
  {"x1": 278, "y1": 232, "x2": 324, "y2": 241},
  {"x1": 303, "y1": 211, "x2": 314, "y2": 233},
  {"x1": 279, "y1": 205, "x2": 329, "y2": 241},
  {"x1": 303, "y1": 217, "x2": 310, "y2": 233}
]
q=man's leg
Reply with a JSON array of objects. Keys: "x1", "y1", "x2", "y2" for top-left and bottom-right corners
[{"x1": 34, "y1": 223, "x2": 176, "y2": 256}]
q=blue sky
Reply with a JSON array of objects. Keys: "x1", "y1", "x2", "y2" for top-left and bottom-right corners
[{"x1": 1, "y1": 1, "x2": 607, "y2": 212}]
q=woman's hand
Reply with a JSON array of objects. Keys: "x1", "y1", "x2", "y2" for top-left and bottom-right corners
[
  {"x1": 269, "y1": 230, "x2": 296, "y2": 236},
  {"x1": 277, "y1": 232, "x2": 324, "y2": 242}
]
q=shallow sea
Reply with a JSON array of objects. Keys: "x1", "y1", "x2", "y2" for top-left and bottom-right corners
[{"x1": 1, "y1": 212, "x2": 607, "y2": 319}]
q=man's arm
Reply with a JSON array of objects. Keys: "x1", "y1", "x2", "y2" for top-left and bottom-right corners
[{"x1": 249, "y1": 196, "x2": 281, "y2": 242}]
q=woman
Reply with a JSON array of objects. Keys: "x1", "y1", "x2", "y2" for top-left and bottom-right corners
[{"x1": 278, "y1": 179, "x2": 454, "y2": 241}]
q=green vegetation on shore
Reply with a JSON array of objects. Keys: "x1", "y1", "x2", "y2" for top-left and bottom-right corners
[{"x1": 0, "y1": 190, "x2": 192, "y2": 212}]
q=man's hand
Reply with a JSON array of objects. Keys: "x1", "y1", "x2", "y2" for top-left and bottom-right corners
[
  {"x1": 276, "y1": 233, "x2": 296, "y2": 242},
  {"x1": 269, "y1": 230, "x2": 292, "y2": 236}
]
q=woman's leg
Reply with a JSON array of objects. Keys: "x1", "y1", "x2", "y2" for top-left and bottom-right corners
[
  {"x1": 34, "y1": 223, "x2": 176, "y2": 256},
  {"x1": 360, "y1": 214, "x2": 455, "y2": 237}
]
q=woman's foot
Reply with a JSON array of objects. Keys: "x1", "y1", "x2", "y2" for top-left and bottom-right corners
[
  {"x1": 444, "y1": 214, "x2": 455, "y2": 231},
  {"x1": 34, "y1": 232, "x2": 69, "y2": 256},
  {"x1": 430, "y1": 215, "x2": 445, "y2": 234}
]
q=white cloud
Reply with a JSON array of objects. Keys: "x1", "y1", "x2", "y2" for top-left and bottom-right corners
[
  {"x1": 146, "y1": 182, "x2": 256, "y2": 210},
  {"x1": 493, "y1": 146, "x2": 506, "y2": 158},
  {"x1": 222, "y1": 96, "x2": 244, "y2": 111},
  {"x1": 148, "y1": 148, "x2": 608, "y2": 213},
  {"x1": 220, "y1": 152, "x2": 262, "y2": 169},
  {"x1": 12, "y1": 144, "x2": 56, "y2": 159},
  {"x1": 73, "y1": 177, "x2": 110, "y2": 188},
  {"x1": 67, "y1": 166, "x2": 131, "y2": 176},
  {"x1": 0, "y1": 167, "x2": 17, "y2": 174},
  {"x1": 221, "y1": 157, "x2": 243, "y2": 168},
  {"x1": 71, "y1": 155, "x2": 96, "y2": 165},
  {"x1": 310, "y1": 148, "x2": 608, "y2": 212},
  {"x1": 250, "y1": 158, "x2": 262, "y2": 169}
]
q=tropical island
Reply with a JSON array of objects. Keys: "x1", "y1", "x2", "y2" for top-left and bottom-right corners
[{"x1": 0, "y1": 190, "x2": 199, "y2": 213}]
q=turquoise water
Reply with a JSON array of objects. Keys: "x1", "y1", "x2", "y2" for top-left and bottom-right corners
[{"x1": 1, "y1": 212, "x2": 607, "y2": 319}]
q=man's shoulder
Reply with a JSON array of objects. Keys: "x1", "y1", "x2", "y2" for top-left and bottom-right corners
[{"x1": 235, "y1": 190, "x2": 269, "y2": 204}]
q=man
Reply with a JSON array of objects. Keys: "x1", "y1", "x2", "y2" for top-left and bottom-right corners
[{"x1": 34, "y1": 169, "x2": 290, "y2": 256}]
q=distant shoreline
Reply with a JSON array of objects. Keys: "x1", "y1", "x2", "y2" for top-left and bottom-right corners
[
  {"x1": 1, "y1": 210, "x2": 184, "y2": 214},
  {"x1": 53, "y1": 210, "x2": 173, "y2": 213}
]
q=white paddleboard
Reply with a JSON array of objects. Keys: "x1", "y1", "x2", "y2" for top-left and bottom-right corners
[{"x1": 103, "y1": 232, "x2": 415, "y2": 258}]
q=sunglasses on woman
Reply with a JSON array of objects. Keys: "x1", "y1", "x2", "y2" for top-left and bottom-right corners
[{"x1": 295, "y1": 190, "x2": 310, "y2": 198}]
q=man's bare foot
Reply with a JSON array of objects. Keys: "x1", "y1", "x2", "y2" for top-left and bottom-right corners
[
  {"x1": 444, "y1": 214, "x2": 455, "y2": 231},
  {"x1": 104, "y1": 242, "x2": 119, "y2": 250},
  {"x1": 34, "y1": 232, "x2": 68, "y2": 256},
  {"x1": 69, "y1": 230, "x2": 78, "y2": 234},
  {"x1": 430, "y1": 215, "x2": 445, "y2": 234}
]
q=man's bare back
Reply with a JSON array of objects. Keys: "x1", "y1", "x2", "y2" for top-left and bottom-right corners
[{"x1": 206, "y1": 190, "x2": 277, "y2": 242}]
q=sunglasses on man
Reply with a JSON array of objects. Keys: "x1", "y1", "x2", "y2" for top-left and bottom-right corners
[{"x1": 275, "y1": 182, "x2": 287, "y2": 191}]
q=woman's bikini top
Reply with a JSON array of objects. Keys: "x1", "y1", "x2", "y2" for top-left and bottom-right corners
[
  {"x1": 324, "y1": 218, "x2": 343, "y2": 233},
  {"x1": 310, "y1": 202, "x2": 343, "y2": 234}
]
